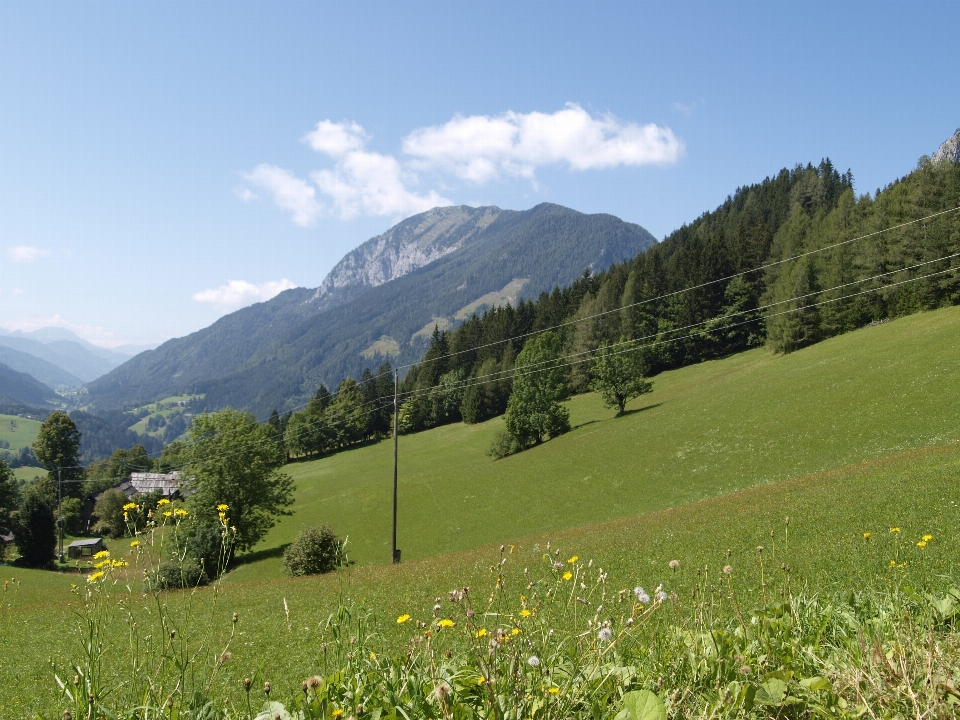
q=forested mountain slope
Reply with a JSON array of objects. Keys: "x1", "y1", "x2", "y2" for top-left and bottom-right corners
[
  {"x1": 86, "y1": 203, "x2": 655, "y2": 415},
  {"x1": 0, "y1": 362, "x2": 58, "y2": 407}
]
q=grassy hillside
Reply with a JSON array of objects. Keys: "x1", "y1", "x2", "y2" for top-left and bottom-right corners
[
  {"x1": 0, "y1": 413, "x2": 42, "y2": 451},
  {"x1": 227, "y1": 305, "x2": 960, "y2": 581}
]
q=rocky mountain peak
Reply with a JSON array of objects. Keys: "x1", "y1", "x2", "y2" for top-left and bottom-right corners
[
  {"x1": 932, "y1": 128, "x2": 960, "y2": 165},
  {"x1": 308, "y1": 205, "x2": 502, "y2": 312}
]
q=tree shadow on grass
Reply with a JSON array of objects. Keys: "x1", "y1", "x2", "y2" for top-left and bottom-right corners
[
  {"x1": 571, "y1": 402, "x2": 664, "y2": 431},
  {"x1": 619, "y1": 401, "x2": 664, "y2": 418},
  {"x1": 233, "y1": 543, "x2": 290, "y2": 566}
]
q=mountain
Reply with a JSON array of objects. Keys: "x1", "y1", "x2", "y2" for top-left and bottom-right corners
[
  {"x1": 0, "y1": 335, "x2": 115, "y2": 383},
  {"x1": 933, "y1": 128, "x2": 960, "y2": 164},
  {"x1": 0, "y1": 362, "x2": 58, "y2": 406},
  {"x1": 86, "y1": 203, "x2": 656, "y2": 415},
  {"x1": 0, "y1": 345, "x2": 85, "y2": 389},
  {"x1": 0, "y1": 326, "x2": 136, "y2": 366}
]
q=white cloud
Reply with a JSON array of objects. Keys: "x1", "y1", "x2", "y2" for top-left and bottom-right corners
[
  {"x1": 12, "y1": 288, "x2": 25, "y2": 296},
  {"x1": 311, "y1": 148, "x2": 450, "y2": 220},
  {"x1": 192, "y1": 279, "x2": 298, "y2": 311},
  {"x1": 6, "y1": 246, "x2": 51, "y2": 263},
  {"x1": 242, "y1": 164, "x2": 323, "y2": 227},
  {"x1": 234, "y1": 187, "x2": 258, "y2": 202},
  {"x1": 402, "y1": 103, "x2": 684, "y2": 182},
  {"x1": 303, "y1": 120, "x2": 368, "y2": 157}
]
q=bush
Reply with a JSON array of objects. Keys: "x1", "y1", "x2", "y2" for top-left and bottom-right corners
[
  {"x1": 182, "y1": 518, "x2": 233, "y2": 579},
  {"x1": 487, "y1": 428, "x2": 521, "y2": 459},
  {"x1": 282, "y1": 525, "x2": 345, "y2": 576},
  {"x1": 92, "y1": 488, "x2": 129, "y2": 538},
  {"x1": 148, "y1": 558, "x2": 208, "y2": 590}
]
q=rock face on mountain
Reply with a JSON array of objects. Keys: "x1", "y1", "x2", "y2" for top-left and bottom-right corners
[
  {"x1": 310, "y1": 206, "x2": 502, "y2": 312},
  {"x1": 933, "y1": 128, "x2": 960, "y2": 165},
  {"x1": 86, "y1": 203, "x2": 656, "y2": 416}
]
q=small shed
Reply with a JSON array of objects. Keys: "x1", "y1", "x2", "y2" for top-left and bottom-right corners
[{"x1": 67, "y1": 537, "x2": 104, "y2": 559}]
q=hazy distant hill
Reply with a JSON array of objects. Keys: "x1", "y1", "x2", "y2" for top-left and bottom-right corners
[
  {"x1": 0, "y1": 335, "x2": 117, "y2": 383},
  {"x1": 0, "y1": 362, "x2": 58, "y2": 407},
  {"x1": 0, "y1": 345, "x2": 85, "y2": 389},
  {"x1": 87, "y1": 203, "x2": 656, "y2": 414}
]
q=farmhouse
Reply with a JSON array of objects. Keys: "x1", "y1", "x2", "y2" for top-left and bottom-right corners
[
  {"x1": 82, "y1": 471, "x2": 183, "y2": 530},
  {"x1": 67, "y1": 537, "x2": 105, "y2": 559}
]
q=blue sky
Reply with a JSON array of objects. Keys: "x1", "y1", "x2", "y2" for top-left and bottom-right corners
[{"x1": 1, "y1": 1, "x2": 957, "y2": 348}]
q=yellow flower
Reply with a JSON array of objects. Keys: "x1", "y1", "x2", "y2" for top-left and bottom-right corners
[
  {"x1": 174, "y1": 508, "x2": 188, "y2": 518},
  {"x1": 862, "y1": 532, "x2": 870, "y2": 539},
  {"x1": 477, "y1": 676, "x2": 486, "y2": 685},
  {"x1": 157, "y1": 498, "x2": 171, "y2": 506},
  {"x1": 562, "y1": 571, "x2": 572, "y2": 581},
  {"x1": 332, "y1": 710, "x2": 344, "y2": 718},
  {"x1": 87, "y1": 571, "x2": 105, "y2": 583},
  {"x1": 548, "y1": 687, "x2": 560, "y2": 694},
  {"x1": 396, "y1": 614, "x2": 411, "y2": 624},
  {"x1": 917, "y1": 540, "x2": 927, "y2": 547},
  {"x1": 922, "y1": 534, "x2": 933, "y2": 542},
  {"x1": 130, "y1": 540, "x2": 140, "y2": 547},
  {"x1": 111, "y1": 560, "x2": 128, "y2": 568},
  {"x1": 123, "y1": 502, "x2": 137, "y2": 511},
  {"x1": 93, "y1": 550, "x2": 110, "y2": 559},
  {"x1": 511, "y1": 628, "x2": 521, "y2": 636},
  {"x1": 519, "y1": 609, "x2": 531, "y2": 618},
  {"x1": 890, "y1": 527, "x2": 900, "y2": 533},
  {"x1": 369, "y1": 652, "x2": 376, "y2": 659},
  {"x1": 163, "y1": 511, "x2": 173, "y2": 518},
  {"x1": 567, "y1": 555, "x2": 579, "y2": 564},
  {"x1": 475, "y1": 628, "x2": 487, "y2": 638},
  {"x1": 437, "y1": 619, "x2": 455, "y2": 629},
  {"x1": 216, "y1": 504, "x2": 229, "y2": 512},
  {"x1": 890, "y1": 560, "x2": 897, "y2": 567}
]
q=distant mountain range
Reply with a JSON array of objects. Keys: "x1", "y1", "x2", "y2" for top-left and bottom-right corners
[
  {"x1": 0, "y1": 362, "x2": 58, "y2": 407},
  {"x1": 86, "y1": 202, "x2": 657, "y2": 416}
]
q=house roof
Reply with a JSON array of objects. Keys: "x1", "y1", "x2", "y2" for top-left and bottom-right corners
[{"x1": 68, "y1": 537, "x2": 103, "y2": 548}]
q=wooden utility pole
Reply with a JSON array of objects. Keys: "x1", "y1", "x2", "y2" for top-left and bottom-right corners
[{"x1": 392, "y1": 369, "x2": 400, "y2": 563}]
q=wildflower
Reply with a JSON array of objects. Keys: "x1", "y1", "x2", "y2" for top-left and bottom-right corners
[
  {"x1": 863, "y1": 532, "x2": 871, "y2": 539},
  {"x1": 477, "y1": 676, "x2": 486, "y2": 685},
  {"x1": 723, "y1": 565, "x2": 733, "y2": 575},
  {"x1": 130, "y1": 540, "x2": 140, "y2": 547},
  {"x1": 562, "y1": 572, "x2": 572, "y2": 581},
  {"x1": 655, "y1": 590, "x2": 668, "y2": 602},
  {"x1": 174, "y1": 508, "x2": 188, "y2": 518},
  {"x1": 306, "y1": 675, "x2": 322, "y2": 690},
  {"x1": 217, "y1": 504, "x2": 229, "y2": 512},
  {"x1": 369, "y1": 652, "x2": 376, "y2": 659},
  {"x1": 634, "y1": 587, "x2": 650, "y2": 604},
  {"x1": 157, "y1": 498, "x2": 171, "y2": 506},
  {"x1": 93, "y1": 550, "x2": 110, "y2": 559},
  {"x1": 548, "y1": 686, "x2": 560, "y2": 694},
  {"x1": 917, "y1": 540, "x2": 927, "y2": 547},
  {"x1": 111, "y1": 560, "x2": 128, "y2": 568},
  {"x1": 123, "y1": 502, "x2": 137, "y2": 511},
  {"x1": 475, "y1": 628, "x2": 487, "y2": 638},
  {"x1": 332, "y1": 709, "x2": 343, "y2": 718},
  {"x1": 597, "y1": 627, "x2": 613, "y2": 642},
  {"x1": 437, "y1": 619, "x2": 455, "y2": 628},
  {"x1": 923, "y1": 534, "x2": 933, "y2": 542},
  {"x1": 520, "y1": 609, "x2": 531, "y2": 617},
  {"x1": 527, "y1": 655, "x2": 540, "y2": 667},
  {"x1": 87, "y1": 571, "x2": 105, "y2": 583},
  {"x1": 567, "y1": 555, "x2": 579, "y2": 564},
  {"x1": 511, "y1": 628, "x2": 521, "y2": 636},
  {"x1": 890, "y1": 560, "x2": 897, "y2": 567},
  {"x1": 890, "y1": 527, "x2": 900, "y2": 533},
  {"x1": 397, "y1": 614, "x2": 411, "y2": 624},
  {"x1": 669, "y1": 559, "x2": 680, "y2": 570}
]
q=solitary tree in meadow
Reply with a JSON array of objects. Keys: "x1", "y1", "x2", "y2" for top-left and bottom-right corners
[
  {"x1": 589, "y1": 338, "x2": 653, "y2": 416},
  {"x1": 503, "y1": 331, "x2": 570, "y2": 448}
]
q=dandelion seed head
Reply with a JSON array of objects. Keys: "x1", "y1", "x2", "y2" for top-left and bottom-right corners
[
  {"x1": 597, "y1": 627, "x2": 613, "y2": 642},
  {"x1": 668, "y1": 560, "x2": 680, "y2": 570},
  {"x1": 528, "y1": 655, "x2": 540, "y2": 667}
]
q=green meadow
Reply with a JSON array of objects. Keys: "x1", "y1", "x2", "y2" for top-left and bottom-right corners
[
  {"x1": 0, "y1": 413, "x2": 42, "y2": 451},
  {"x1": 3, "y1": 307, "x2": 960, "y2": 717},
  {"x1": 229, "y1": 305, "x2": 960, "y2": 580}
]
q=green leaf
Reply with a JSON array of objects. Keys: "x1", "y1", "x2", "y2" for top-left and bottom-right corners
[
  {"x1": 799, "y1": 676, "x2": 832, "y2": 692},
  {"x1": 755, "y1": 678, "x2": 788, "y2": 705},
  {"x1": 620, "y1": 689, "x2": 667, "y2": 720}
]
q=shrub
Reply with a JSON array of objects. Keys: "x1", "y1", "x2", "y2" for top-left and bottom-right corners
[
  {"x1": 92, "y1": 488, "x2": 129, "y2": 538},
  {"x1": 148, "y1": 558, "x2": 208, "y2": 590},
  {"x1": 182, "y1": 517, "x2": 233, "y2": 579},
  {"x1": 282, "y1": 525, "x2": 345, "y2": 576},
  {"x1": 487, "y1": 427, "x2": 521, "y2": 459}
]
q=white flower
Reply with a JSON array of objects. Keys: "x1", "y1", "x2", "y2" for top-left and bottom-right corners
[
  {"x1": 597, "y1": 627, "x2": 613, "y2": 642},
  {"x1": 634, "y1": 587, "x2": 650, "y2": 604},
  {"x1": 527, "y1": 656, "x2": 540, "y2": 667},
  {"x1": 655, "y1": 591, "x2": 668, "y2": 602}
]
